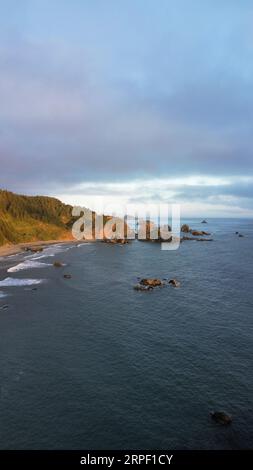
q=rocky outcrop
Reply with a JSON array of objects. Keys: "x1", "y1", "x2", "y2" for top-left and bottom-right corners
[
  {"x1": 181, "y1": 236, "x2": 213, "y2": 242},
  {"x1": 134, "y1": 277, "x2": 182, "y2": 291},
  {"x1": 140, "y1": 278, "x2": 162, "y2": 287},
  {"x1": 181, "y1": 224, "x2": 191, "y2": 233},
  {"x1": 53, "y1": 261, "x2": 64, "y2": 268},
  {"x1": 190, "y1": 230, "x2": 210, "y2": 236},
  {"x1": 210, "y1": 411, "x2": 232, "y2": 425},
  {"x1": 63, "y1": 274, "x2": 72, "y2": 279},
  {"x1": 238, "y1": 234, "x2": 244, "y2": 238},
  {"x1": 103, "y1": 238, "x2": 129, "y2": 244},
  {"x1": 24, "y1": 246, "x2": 44, "y2": 253},
  {"x1": 134, "y1": 278, "x2": 164, "y2": 291},
  {"x1": 134, "y1": 284, "x2": 153, "y2": 291},
  {"x1": 201, "y1": 220, "x2": 208, "y2": 224},
  {"x1": 169, "y1": 279, "x2": 181, "y2": 288}
]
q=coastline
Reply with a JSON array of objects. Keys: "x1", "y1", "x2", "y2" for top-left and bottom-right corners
[{"x1": 0, "y1": 238, "x2": 84, "y2": 258}]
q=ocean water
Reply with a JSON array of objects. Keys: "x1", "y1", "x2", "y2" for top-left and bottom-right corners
[{"x1": 0, "y1": 219, "x2": 252, "y2": 450}]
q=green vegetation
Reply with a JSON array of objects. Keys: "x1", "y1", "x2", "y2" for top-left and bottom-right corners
[{"x1": 0, "y1": 189, "x2": 75, "y2": 246}]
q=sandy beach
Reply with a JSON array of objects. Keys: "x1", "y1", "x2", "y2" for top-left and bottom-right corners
[{"x1": 0, "y1": 239, "x2": 81, "y2": 258}]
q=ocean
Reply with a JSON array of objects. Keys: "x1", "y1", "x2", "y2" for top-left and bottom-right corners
[{"x1": 0, "y1": 219, "x2": 252, "y2": 449}]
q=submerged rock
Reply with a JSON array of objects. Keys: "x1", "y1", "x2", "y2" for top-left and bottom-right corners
[
  {"x1": 133, "y1": 284, "x2": 153, "y2": 291},
  {"x1": 238, "y1": 234, "x2": 244, "y2": 238},
  {"x1": 53, "y1": 261, "x2": 63, "y2": 268},
  {"x1": 63, "y1": 274, "x2": 72, "y2": 279},
  {"x1": 191, "y1": 230, "x2": 210, "y2": 236},
  {"x1": 0, "y1": 304, "x2": 9, "y2": 310},
  {"x1": 210, "y1": 411, "x2": 232, "y2": 425},
  {"x1": 169, "y1": 279, "x2": 181, "y2": 288},
  {"x1": 181, "y1": 236, "x2": 213, "y2": 242}
]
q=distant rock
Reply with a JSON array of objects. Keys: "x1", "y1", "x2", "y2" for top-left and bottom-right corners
[
  {"x1": 140, "y1": 278, "x2": 162, "y2": 287},
  {"x1": 104, "y1": 238, "x2": 129, "y2": 244},
  {"x1": 191, "y1": 230, "x2": 210, "y2": 236},
  {"x1": 235, "y1": 231, "x2": 239, "y2": 235},
  {"x1": 210, "y1": 411, "x2": 232, "y2": 425},
  {"x1": 169, "y1": 279, "x2": 181, "y2": 288},
  {"x1": 133, "y1": 284, "x2": 153, "y2": 291},
  {"x1": 134, "y1": 278, "x2": 164, "y2": 291},
  {"x1": 63, "y1": 274, "x2": 72, "y2": 279},
  {"x1": 181, "y1": 224, "x2": 191, "y2": 233},
  {"x1": 181, "y1": 236, "x2": 213, "y2": 242},
  {"x1": 238, "y1": 234, "x2": 244, "y2": 238},
  {"x1": 201, "y1": 220, "x2": 208, "y2": 224},
  {"x1": 53, "y1": 261, "x2": 63, "y2": 268}
]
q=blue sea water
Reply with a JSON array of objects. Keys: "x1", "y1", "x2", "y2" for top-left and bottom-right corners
[{"x1": 0, "y1": 219, "x2": 252, "y2": 449}]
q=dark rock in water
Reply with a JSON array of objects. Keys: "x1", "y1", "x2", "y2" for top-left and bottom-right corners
[
  {"x1": 63, "y1": 274, "x2": 72, "y2": 279},
  {"x1": 235, "y1": 231, "x2": 239, "y2": 235},
  {"x1": 134, "y1": 278, "x2": 164, "y2": 291},
  {"x1": 133, "y1": 284, "x2": 153, "y2": 291},
  {"x1": 140, "y1": 278, "x2": 162, "y2": 287},
  {"x1": 181, "y1": 236, "x2": 213, "y2": 242},
  {"x1": 25, "y1": 246, "x2": 44, "y2": 253},
  {"x1": 191, "y1": 230, "x2": 210, "y2": 236},
  {"x1": 210, "y1": 411, "x2": 232, "y2": 425},
  {"x1": 54, "y1": 261, "x2": 63, "y2": 268},
  {"x1": 104, "y1": 238, "x2": 129, "y2": 244},
  {"x1": 238, "y1": 234, "x2": 244, "y2": 238},
  {"x1": 169, "y1": 279, "x2": 181, "y2": 288},
  {"x1": 181, "y1": 224, "x2": 191, "y2": 233},
  {"x1": 32, "y1": 287, "x2": 37, "y2": 291},
  {"x1": 0, "y1": 304, "x2": 9, "y2": 310},
  {"x1": 201, "y1": 220, "x2": 208, "y2": 223},
  {"x1": 32, "y1": 246, "x2": 44, "y2": 252}
]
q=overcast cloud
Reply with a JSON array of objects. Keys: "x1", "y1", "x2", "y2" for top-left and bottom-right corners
[{"x1": 0, "y1": 0, "x2": 253, "y2": 216}]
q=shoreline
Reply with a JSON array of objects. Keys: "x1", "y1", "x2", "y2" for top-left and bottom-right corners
[{"x1": 0, "y1": 239, "x2": 87, "y2": 258}]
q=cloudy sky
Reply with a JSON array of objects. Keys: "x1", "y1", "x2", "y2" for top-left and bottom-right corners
[{"x1": 0, "y1": 0, "x2": 253, "y2": 216}]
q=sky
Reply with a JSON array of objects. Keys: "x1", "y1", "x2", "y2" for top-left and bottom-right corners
[{"x1": 0, "y1": 0, "x2": 253, "y2": 217}]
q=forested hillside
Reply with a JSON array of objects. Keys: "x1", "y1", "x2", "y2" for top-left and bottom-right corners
[{"x1": 0, "y1": 190, "x2": 74, "y2": 245}]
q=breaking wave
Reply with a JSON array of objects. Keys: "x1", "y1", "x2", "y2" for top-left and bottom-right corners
[
  {"x1": 0, "y1": 278, "x2": 44, "y2": 287},
  {"x1": 7, "y1": 260, "x2": 51, "y2": 273},
  {"x1": 32, "y1": 244, "x2": 71, "y2": 260}
]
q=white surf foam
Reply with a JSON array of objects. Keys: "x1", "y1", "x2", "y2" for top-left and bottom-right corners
[
  {"x1": 7, "y1": 260, "x2": 51, "y2": 273},
  {"x1": 77, "y1": 243, "x2": 92, "y2": 247},
  {"x1": 0, "y1": 278, "x2": 44, "y2": 287},
  {"x1": 32, "y1": 244, "x2": 70, "y2": 260},
  {"x1": 0, "y1": 291, "x2": 8, "y2": 298}
]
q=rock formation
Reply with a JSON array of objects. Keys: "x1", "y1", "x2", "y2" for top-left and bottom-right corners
[{"x1": 210, "y1": 411, "x2": 232, "y2": 425}]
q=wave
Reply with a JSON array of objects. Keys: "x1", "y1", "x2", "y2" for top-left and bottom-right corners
[
  {"x1": 77, "y1": 243, "x2": 92, "y2": 247},
  {"x1": 0, "y1": 278, "x2": 44, "y2": 287},
  {"x1": 7, "y1": 260, "x2": 51, "y2": 273},
  {"x1": 0, "y1": 290, "x2": 8, "y2": 298},
  {"x1": 32, "y1": 244, "x2": 70, "y2": 260}
]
